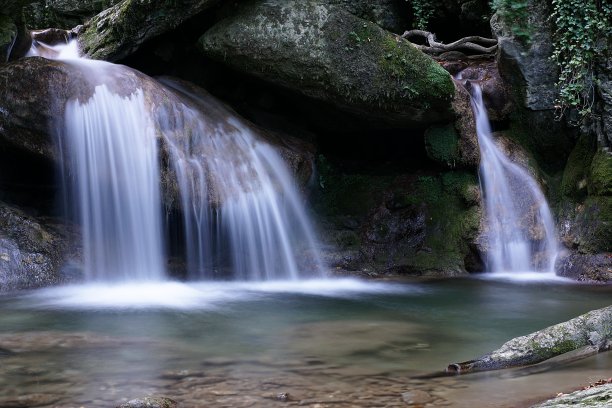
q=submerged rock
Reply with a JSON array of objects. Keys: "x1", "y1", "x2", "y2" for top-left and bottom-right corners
[
  {"x1": 448, "y1": 305, "x2": 612, "y2": 373},
  {"x1": 118, "y1": 397, "x2": 178, "y2": 408},
  {"x1": 199, "y1": 0, "x2": 455, "y2": 128}
]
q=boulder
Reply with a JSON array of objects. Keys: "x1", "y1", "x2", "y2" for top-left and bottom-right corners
[
  {"x1": 77, "y1": 0, "x2": 221, "y2": 62},
  {"x1": 448, "y1": 305, "x2": 612, "y2": 373},
  {"x1": 24, "y1": 0, "x2": 122, "y2": 29},
  {"x1": 198, "y1": 0, "x2": 455, "y2": 128},
  {"x1": 0, "y1": 202, "x2": 80, "y2": 291},
  {"x1": 0, "y1": 57, "x2": 314, "y2": 209}
]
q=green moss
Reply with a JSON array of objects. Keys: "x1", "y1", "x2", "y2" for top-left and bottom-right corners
[
  {"x1": 424, "y1": 125, "x2": 460, "y2": 167},
  {"x1": 561, "y1": 133, "x2": 596, "y2": 199},
  {"x1": 589, "y1": 150, "x2": 612, "y2": 196},
  {"x1": 531, "y1": 338, "x2": 580, "y2": 361},
  {"x1": 577, "y1": 196, "x2": 612, "y2": 253}
]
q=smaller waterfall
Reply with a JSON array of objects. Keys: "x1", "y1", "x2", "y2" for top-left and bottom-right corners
[{"x1": 468, "y1": 83, "x2": 559, "y2": 274}]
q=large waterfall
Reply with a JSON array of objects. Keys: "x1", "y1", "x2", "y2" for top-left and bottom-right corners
[
  {"x1": 33, "y1": 40, "x2": 324, "y2": 282},
  {"x1": 468, "y1": 83, "x2": 559, "y2": 274}
]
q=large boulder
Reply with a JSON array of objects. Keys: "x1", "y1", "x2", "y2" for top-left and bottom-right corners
[
  {"x1": 0, "y1": 202, "x2": 80, "y2": 291},
  {"x1": 198, "y1": 0, "x2": 456, "y2": 128},
  {"x1": 23, "y1": 0, "x2": 122, "y2": 29},
  {"x1": 77, "y1": 0, "x2": 221, "y2": 62},
  {"x1": 0, "y1": 57, "x2": 314, "y2": 209}
]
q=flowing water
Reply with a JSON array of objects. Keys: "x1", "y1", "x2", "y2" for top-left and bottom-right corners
[
  {"x1": 469, "y1": 83, "x2": 559, "y2": 275},
  {"x1": 30, "y1": 39, "x2": 323, "y2": 281},
  {"x1": 0, "y1": 279, "x2": 610, "y2": 407}
]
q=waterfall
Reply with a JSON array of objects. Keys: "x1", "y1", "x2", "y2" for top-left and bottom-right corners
[
  {"x1": 158, "y1": 79, "x2": 324, "y2": 280},
  {"x1": 468, "y1": 83, "x2": 559, "y2": 274},
  {"x1": 63, "y1": 85, "x2": 166, "y2": 281},
  {"x1": 31, "y1": 39, "x2": 324, "y2": 282}
]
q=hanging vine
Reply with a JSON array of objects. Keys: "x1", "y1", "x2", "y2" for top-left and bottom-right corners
[{"x1": 551, "y1": 0, "x2": 612, "y2": 122}]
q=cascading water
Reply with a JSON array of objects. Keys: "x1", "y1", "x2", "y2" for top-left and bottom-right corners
[
  {"x1": 29, "y1": 39, "x2": 324, "y2": 282},
  {"x1": 158, "y1": 79, "x2": 324, "y2": 280},
  {"x1": 467, "y1": 82, "x2": 559, "y2": 274}
]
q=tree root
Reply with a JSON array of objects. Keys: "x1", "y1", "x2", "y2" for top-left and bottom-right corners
[{"x1": 401, "y1": 29, "x2": 498, "y2": 55}]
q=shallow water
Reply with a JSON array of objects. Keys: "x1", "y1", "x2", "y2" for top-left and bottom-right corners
[{"x1": 0, "y1": 278, "x2": 610, "y2": 407}]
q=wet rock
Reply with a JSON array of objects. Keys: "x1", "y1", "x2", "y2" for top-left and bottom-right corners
[
  {"x1": 78, "y1": 0, "x2": 221, "y2": 62},
  {"x1": 0, "y1": 58, "x2": 313, "y2": 211},
  {"x1": 556, "y1": 253, "x2": 612, "y2": 283},
  {"x1": 457, "y1": 60, "x2": 512, "y2": 121},
  {"x1": 558, "y1": 197, "x2": 611, "y2": 254},
  {"x1": 448, "y1": 305, "x2": 612, "y2": 373},
  {"x1": 0, "y1": 202, "x2": 80, "y2": 291},
  {"x1": 199, "y1": 0, "x2": 455, "y2": 128},
  {"x1": 117, "y1": 396, "x2": 178, "y2": 408},
  {"x1": 401, "y1": 390, "x2": 432, "y2": 405},
  {"x1": 531, "y1": 383, "x2": 612, "y2": 408}
]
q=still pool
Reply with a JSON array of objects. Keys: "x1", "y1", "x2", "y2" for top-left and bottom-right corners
[{"x1": 0, "y1": 277, "x2": 610, "y2": 407}]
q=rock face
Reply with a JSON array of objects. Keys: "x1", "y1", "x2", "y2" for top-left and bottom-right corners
[
  {"x1": 326, "y1": 0, "x2": 408, "y2": 33},
  {"x1": 317, "y1": 166, "x2": 482, "y2": 276},
  {"x1": 557, "y1": 253, "x2": 612, "y2": 283},
  {"x1": 0, "y1": 202, "x2": 80, "y2": 291},
  {"x1": 199, "y1": 0, "x2": 455, "y2": 128},
  {"x1": 449, "y1": 305, "x2": 612, "y2": 372},
  {"x1": 77, "y1": 0, "x2": 221, "y2": 61},
  {"x1": 24, "y1": 0, "x2": 123, "y2": 29}
]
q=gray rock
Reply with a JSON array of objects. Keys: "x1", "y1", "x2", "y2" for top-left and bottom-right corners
[
  {"x1": 448, "y1": 306, "x2": 612, "y2": 373},
  {"x1": 0, "y1": 202, "x2": 81, "y2": 291},
  {"x1": 77, "y1": 0, "x2": 221, "y2": 62},
  {"x1": 556, "y1": 252, "x2": 612, "y2": 283},
  {"x1": 490, "y1": 1, "x2": 558, "y2": 111},
  {"x1": 531, "y1": 383, "x2": 612, "y2": 408},
  {"x1": 199, "y1": 0, "x2": 455, "y2": 128},
  {"x1": 327, "y1": 0, "x2": 408, "y2": 33}
]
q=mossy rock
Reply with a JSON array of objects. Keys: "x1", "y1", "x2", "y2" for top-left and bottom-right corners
[
  {"x1": 424, "y1": 124, "x2": 460, "y2": 168},
  {"x1": 23, "y1": 0, "x2": 123, "y2": 30},
  {"x1": 78, "y1": 0, "x2": 220, "y2": 61},
  {"x1": 589, "y1": 149, "x2": 612, "y2": 196},
  {"x1": 199, "y1": 0, "x2": 455, "y2": 128},
  {"x1": 561, "y1": 133, "x2": 597, "y2": 199}
]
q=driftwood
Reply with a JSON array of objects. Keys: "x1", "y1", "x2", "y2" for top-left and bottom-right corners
[
  {"x1": 401, "y1": 30, "x2": 498, "y2": 55},
  {"x1": 445, "y1": 305, "x2": 612, "y2": 375}
]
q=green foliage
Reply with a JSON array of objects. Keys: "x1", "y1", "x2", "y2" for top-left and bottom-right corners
[
  {"x1": 405, "y1": 0, "x2": 435, "y2": 30},
  {"x1": 551, "y1": 0, "x2": 612, "y2": 121},
  {"x1": 490, "y1": 0, "x2": 531, "y2": 44}
]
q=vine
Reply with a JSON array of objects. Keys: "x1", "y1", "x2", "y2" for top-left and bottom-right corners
[
  {"x1": 405, "y1": 0, "x2": 435, "y2": 30},
  {"x1": 550, "y1": 0, "x2": 611, "y2": 122}
]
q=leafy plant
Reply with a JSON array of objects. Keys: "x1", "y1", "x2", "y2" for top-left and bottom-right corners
[
  {"x1": 406, "y1": 0, "x2": 435, "y2": 30},
  {"x1": 550, "y1": 0, "x2": 611, "y2": 122}
]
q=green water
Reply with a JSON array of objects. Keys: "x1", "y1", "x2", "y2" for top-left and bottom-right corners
[{"x1": 0, "y1": 278, "x2": 610, "y2": 407}]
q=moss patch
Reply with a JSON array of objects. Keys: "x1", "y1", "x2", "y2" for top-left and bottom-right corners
[
  {"x1": 589, "y1": 150, "x2": 612, "y2": 196},
  {"x1": 424, "y1": 125, "x2": 460, "y2": 168},
  {"x1": 561, "y1": 133, "x2": 596, "y2": 199}
]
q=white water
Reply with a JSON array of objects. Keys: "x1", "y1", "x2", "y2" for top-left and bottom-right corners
[
  {"x1": 31, "y1": 39, "x2": 325, "y2": 282},
  {"x1": 469, "y1": 83, "x2": 559, "y2": 275},
  {"x1": 159, "y1": 80, "x2": 324, "y2": 280}
]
